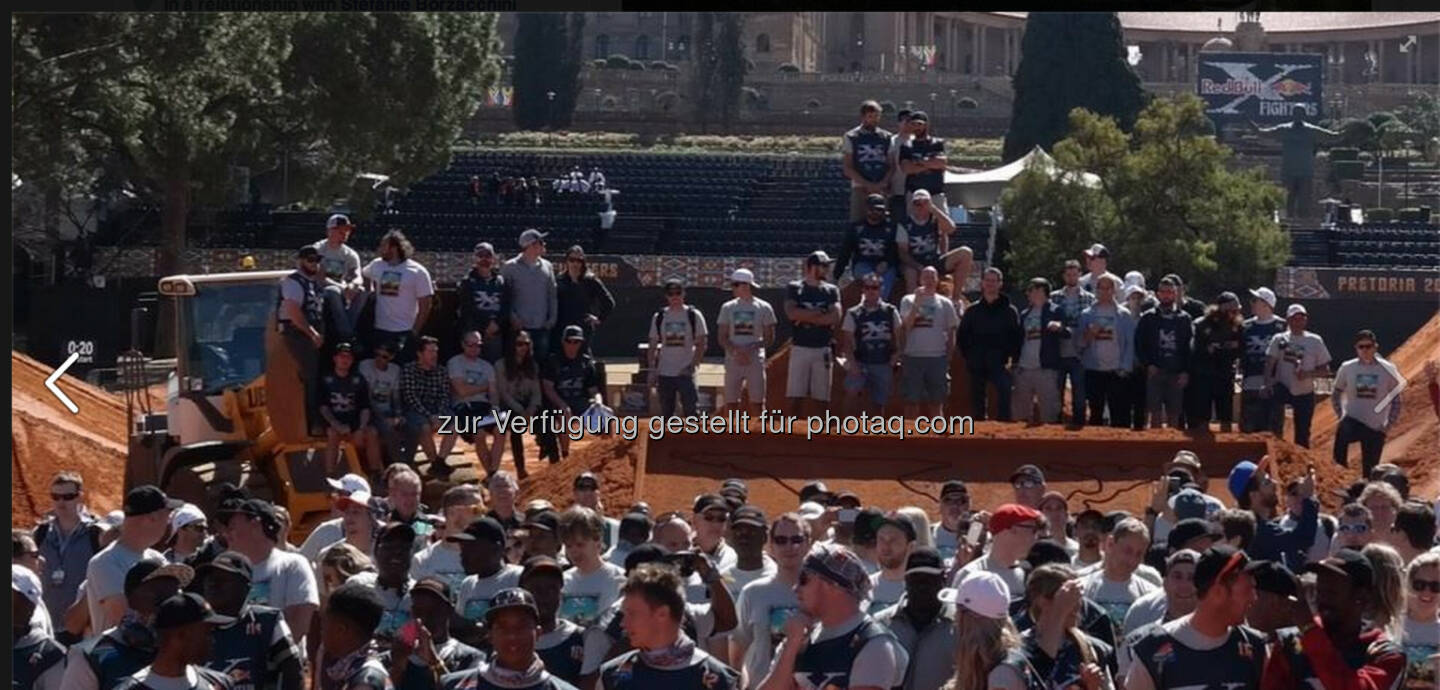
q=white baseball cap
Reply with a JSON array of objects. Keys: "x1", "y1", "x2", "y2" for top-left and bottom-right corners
[
  {"x1": 169, "y1": 503, "x2": 207, "y2": 533},
  {"x1": 325, "y1": 473, "x2": 371, "y2": 496},
  {"x1": 1249, "y1": 287, "x2": 1277, "y2": 308},
  {"x1": 797, "y1": 501, "x2": 825, "y2": 521},
  {"x1": 336, "y1": 490, "x2": 373, "y2": 512},
  {"x1": 730, "y1": 268, "x2": 759, "y2": 287},
  {"x1": 1123, "y1": 271, "x2": 1146, "y2": 289},
  {"x1": 910, "y1": 189, "x2": 932, "y2": 202},
  {"x1": 12, "y1": 564, "x2": 43, "y2": 606},
  {"x1": 938, "y1": 570, "x2": 1011, "y2": 619},
  {"x1": 1286, "y1": 303, "x2": 1308, "y2": 318}
]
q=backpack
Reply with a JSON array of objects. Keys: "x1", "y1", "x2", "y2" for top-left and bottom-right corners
[
  {"x1": 653, "y1": 305, "x2": 701, "y2": 341},
  {"x1": 33, "y1": 519, "x2": 103, "y2": 555}
]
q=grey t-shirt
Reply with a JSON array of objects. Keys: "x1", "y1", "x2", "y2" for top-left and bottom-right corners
[
  {"x1": 358, "y1": 359, "x2": 402, "y2": 417},
  {"x1": 456, "y1": 564, "x2": 523, "y2": 622},
  {"x1": 1020, "y1": 308, "x2": 1044, "y2": 369},
  {"x1": 650, "y1": 306, "x2": 708, "y2": 378},
  {"x1": 1332, "y1": 357, "x2": 1402, "y2": 431},
  {"x1": 249, "y1": 548, "x2": 320, "y2": 612},
  {"x1": 734, "y1": 575, "x2": 801, "y2": 687},
  {"x1": 717, "y1": 297, "x2": 777, "y2": 352},
  {"x1": 1081, "y1": 570, "x2": 1159, "y2": 634},
  {"x1": 446, "y1": 354, "x2": 497, "y2": 405},
  {"x1": 85, "y1": 541, "x2": 165, "y2": 632},
  {"x1": 868, "y1": 572, "x2": 906, "y2": 615},
  {"x1": 899, "y1": 293, "x2": 958, "y2": 358},
  {"x1": 561, "y1": 562, "x2": 626, "y2": 628},
  {"x1": 1086, "y1": 304, "x2": 1123, "y2": 371},
  {"x1": 1266, "y1": 330, "x2": 1331, "y2": 395},
  {"x1": 311, "y1": 240, "x2": 362, "y2": 286},
  {"x1": 410, "y1": 542, "x2": 467, "y2": 594}
]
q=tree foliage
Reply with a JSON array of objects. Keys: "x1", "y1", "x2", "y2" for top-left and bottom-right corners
[
  {"x1": 512, "y1": 13, "x2": 585, "y2": 131},
  {"x1": 1004, "y1": 12, "x2": 1147, "y2": 163},
  {"x1": 690, "y1": 13, "x2": 746, "y2": 132},
  {"x1": 12, "y1": 13, "x2": 500, "y2": 276},
  {"x1": 1001, "y1": 95, "x2": 1289, "y2": 297}
]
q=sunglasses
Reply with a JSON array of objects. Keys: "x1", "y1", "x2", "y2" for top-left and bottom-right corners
[
  {"x1": 772, "y1": 535, "x2": 807, "y2": 546},
  {"x1": 52, "y1": 492, "x2": 80, "y2": 502},
  {"x1": 1338, "y1": 523, "x2": 1370, "y2": 534},
  {"x1": 182, "y1": 522, "x2": 208, "y2": 531},
  {"x1": 1412, "y1": 579, "x2": 1440, "y2": 594}
]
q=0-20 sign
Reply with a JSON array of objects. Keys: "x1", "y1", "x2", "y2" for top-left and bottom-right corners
[{"x1": 66, "y1": 339, "x2": 96, "y2": 364}]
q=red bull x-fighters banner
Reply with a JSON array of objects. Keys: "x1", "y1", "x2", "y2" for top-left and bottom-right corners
[{"x1": 1196, "y1": 52, "x2": 1324, "y2": 125}]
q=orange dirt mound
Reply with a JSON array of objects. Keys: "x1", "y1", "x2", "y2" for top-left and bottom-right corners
[
  {"x1": 1311, "y1": 312, "x2": 1440, "y2": 498},
  {"x1": 12, "y1": 351, "x2": 132, "y2": 527},
  {"x1": 517, "y1": 435, "x2": 643, "y2": 518}
]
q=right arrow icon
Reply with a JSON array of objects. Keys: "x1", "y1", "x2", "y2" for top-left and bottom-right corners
[{"x1": 45, "y1": 352, "x2": 80, "y2": 415}]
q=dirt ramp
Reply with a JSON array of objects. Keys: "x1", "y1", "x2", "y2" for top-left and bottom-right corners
[{"x1": 639, "y1": 424, "x2": 1270, "y2": 518}]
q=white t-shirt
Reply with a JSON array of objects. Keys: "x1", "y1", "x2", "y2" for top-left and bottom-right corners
[
  {"x1": 933, "y1": 524, "x2": 962, "y2": 562},
  {"x1": 123, "y1": 666, "x2": 215, "y2": 690},
  {"x1": 868, "y1": 572, "x2": 906, "y2": 615},
  {"x1": 411, "y1": 542, "x2": 467, "y2": 594},
  {"x1": 299, "y1": 517, "x2": 344, "y2": 563},
  {"x1": 249, "y1": 548, "x2": 320, "y2": 612},
  {"x1": 446, "y1": 354, "x2": 497, "y2": 405},
  {"x1": 958, "y1": 553, "x2": 1026, "y2": 600},
  {"x1": 717, "y1": 297, "x2": 777, "y2": 353},
  {"x1": 85, "y1": 542, "x2": 165, "y2": 633},
  {"x1": 363, "y1": 258, "x2": 435, "y2": 332},
  {"x1": 734, "y1": 575, "x2": 801, "y2": 688},
  {"x1": 1332, "y1": 357, "x2": 1403, "y2": 431},
  {"x1": 455, "y1": 564, "x2": 523, "y2": 622},
  {"x1": 561, "y1": 562, "x2": 626, "y2": 628},
  {"x1": 899, "y1": 293, "x2": 959, "y2": 357},
  {"x1": 723, "y1": 559, "x2": 777, "y2": 601},
  {"x1": 358, "y1": 359, "x2": 402, "y2": 416},
  {"x1": 786, "y1": 612, "x2": 910, "y2": 689},
  {"x1": 1081, "y1": 570, "x2": 1159, "y2": 633},
  {"x1": 650, "y1": 306, "x2": 708, "y2": 378},
  {"x1": 1266, "y1": 330, "x2": 1331, "y2": 396}
]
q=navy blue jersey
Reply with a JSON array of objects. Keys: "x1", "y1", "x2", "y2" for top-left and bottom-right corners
[
  {"x1": 851, "y1": 220, "x2": 897, "y2": 264},
  {"x1": 898, "y1": 215, "x2": 942, "y2": 266},
  {"x1": 205, "y1": 605, "x2": 297, "y2": 690},
  {"x1": 13, "y1": 635, "x2": 66, "y2": 689},
  {"x1": 844, "y1": 126, "x2": 893, "y2": 184},
  {"x1": 277, "y1": 271, "x2": 324, "y2": 336},
  {"x1": 81, "y1": 623, "x2": 157, "y2": 690},
  {"x1": 1021, "y1": 628, "x2": 1117, "y2": 688},
  {"x1": 847, "y1": 303, "x2": 900, "y2": 365},
  {"x1": 319, "y1": 371, "x2": 370, "y2": 427},
  {"x1": 113, "y1": 667, "x2": 235, "y2": 690},
  {"x1": 457, "y1": 271, "x2": 508, "y2": 334},
  {"x1": 441, "y1": 666, "x2": 580, "y2": 690},
  {"x1": 537, "y1": 621, "x2": 588, "y2": 685},
  {"x1": 1241, "y1": 317, "x2": 1287, "y2": 380},
  {"x1": 1130, "y1": 622, "x2": 1267, "y2": 690},
  {"x1": 901, "y1": 137, "x2": 946, "y2": 194},
  {"x1": 598, "y1": 649, "x2": 739, "y2": 690},
  {"x1": 383, "y1": 638, "x2": 484, "y2": 690},
  {"x1": 786, "y1": 281, "x2": 841, "y2": 349},
  {"x1": 793, "y1": 618, "x2": 898, "y2": 690},
  {"x1": 543, "y1": 354, "x2": 600, "y2": 412}
]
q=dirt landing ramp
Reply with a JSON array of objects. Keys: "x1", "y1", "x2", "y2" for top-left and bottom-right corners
[{"x1": 638, "y1": 425, "x2": 1270, "y2": 517}]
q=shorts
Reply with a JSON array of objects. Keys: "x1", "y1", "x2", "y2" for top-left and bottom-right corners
[
  {"x1": 450, "y1": 401, "x2": 497, "y2": 442},
  {"x1": 786, "y1": 346, "x2": 833, "y2": 401},
  {"x1": 723, "y1": 354, "x2": 766, "y2": 406},
  {"x1": 901, "y1": 355, "x2": 950, "y2": 403},
  {"x1": 845, "y1": 361, "x2": 894, "y2": 406}
]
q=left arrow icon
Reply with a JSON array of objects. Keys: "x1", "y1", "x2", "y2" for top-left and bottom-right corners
[{"x1": 46, "y1": 352, "x2": 80, "y2": 414}]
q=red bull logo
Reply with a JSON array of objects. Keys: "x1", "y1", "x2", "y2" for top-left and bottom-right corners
[{"x1": 1273, "y1": 79, "x2": 1311, "y2": 97}]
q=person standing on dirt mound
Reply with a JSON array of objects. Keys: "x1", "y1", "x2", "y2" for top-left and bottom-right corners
[
  {"x1": 1187, "y1": 293, "x2": 1244, "y2": 433},
  {"x1": 841, "y1": 100, "x2": 895, "y2": 225},
  {"x1": 1013, "y1": 277, "x2": 1066, "y2": 424},
  {"x1": 1123, "y1": 545, "x2": 1268, "y2": 690},
  {"x1": 900, "y1": 266, "x2": 960, "y2": 420},
  {"x1": 785, "y1": 252, "x2": 843, "y2": 419},
  {"x1": 1239, "y1": 288, "x2": 1286, "y2": 434},
  {"x1": 756, "y1": 543, "x2": 908, "y2": 690},
  {"x1": 1078, "y1": 274, "x2": 1136, "y2": 428},
  {"x1": 1263, "y1": 304, "x2": 1332, "y2": 449},
  {"x1": 841, "y1": 272, "x2": 903, "y2": 417},
  {"x1": 1051, "y1": 260, "x2": 1096, "y2": 427},
  {"x1": 1135, "y1": 276, "x2": 1192, "y2": 431},
  {"x1": 958, "y1": 267, "x2": 1022, "y2": 422},
  {"x1": 1330, "y1": 329, "x2": 1404, "y2": 478}
]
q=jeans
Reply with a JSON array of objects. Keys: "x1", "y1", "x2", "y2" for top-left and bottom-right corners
[
  {"x1": 374, "y1": 329, "x2": 414, "y2": 365},
  {"x1": 1146, "y1": 370, "x2": 1185, "y2": 429},
  {"x1": 1187, "y1": 373, "x2": 1236, "y2": 430},
  {"x1": 1085, "y1": 370, "x2": 1131, "y2": 428},
  {"x1": 1057, "y1": 357, "x2": 1086, "y2": 425},
  {"x1": 322, "y1": 285, "x2": 369, "y2": 342},
  {"x1": 657, "y1": 375, "x2": 699, "y2": 417},
  {"x1": 1333, "y1": 417, "x2": 1386, "y2": 476},
  {"x1": 281, "y1": 329, "x2": 320, "y2": 433},
  {"x1": 967, "y1": 361, "x2": 1012, "y2": 421},
  {"x1": 852, "y1": 261, "x2": 898, "y2": 300},
  {"x1": 1270, "y1": 383, "x2": 1316, "y2": 448},
  {"x1": 1240, "y1": 390, "x2": 1271, "y2": 432},
  {"x1": 526, "y1": 328, "x2": 552, "y2": 359},
  {"x1": 1127, "y1": 367, "x2": 1148, "y2": 430}
]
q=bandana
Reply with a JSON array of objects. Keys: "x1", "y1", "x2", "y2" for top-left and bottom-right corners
[
  {"x1": 323, "y1": 642, "x2": 378, "y2": 684},
  {"x1": 481, "y1": 656, "x2": 548, "y2": 688},
  {"x1": 639, "y1": 633, "x2": 699, "y2": 670}
]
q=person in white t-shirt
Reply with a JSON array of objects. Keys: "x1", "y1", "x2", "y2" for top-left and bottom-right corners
[
  {"x1": 717, "y1": 269, "x2": 777, "y2": 417},
  {"x1": 648, "y1": 278, "x2": 708, "y2": 418},
  {"x1": 1080, "y1": 518, "x2": 1158, "y2": 639},
  {"x1": 1330, "y1": 329, "x2": 1403, "y2": 477},
  {"x1": 1263, "y1": 303, "x2": 1331, "y2": 448},
  {"x1": 221, "y1": 499, "x2": 319, "y2": 648},
  {"x1": 411, "y1": 485, "x2": 484, "y2": 594},
  {"x1": 437, "y1": 331, "x2": 503, "y2": 477},
  {"x1": 559, "y1": 507, "x2": 627, "y2": 630},
  {"x1": 451, "y1": 517, "x2": 523, "y2": 647},
  {"x1": 731, "y1": 513, "x2": 810, "y2": 689},
  {"x1": 362, "y1": 229, "x2": 435, "y2": 365}
]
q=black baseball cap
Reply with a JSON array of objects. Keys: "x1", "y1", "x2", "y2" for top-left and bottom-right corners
[
  {"x1": 940, "y1": 480, "x2": 969, "y2": 500},
  {"x1": 832, "y1": 491, "x2": 861, "y2": 509},
  {"x1": 154, "y1": 592, "x2": 234, "y2": 631},
  {"x1": 729, "y1": 505, "x2": 768, "y2": 529},
  {"x1": 1102, "y1": 510, "x2": 1132, "y2": 533},
  {"x1": 866, "y1": 193, "x2": 887, "y2": 209},
  {"x1": 1075, "y1": 509, "x2": 1106, "y2": 526},
  {"x1": 875, "y1": 513, "x2": 917, "y2": 542},
  {"x1": 663, "y1": 278, "x2": 685, "y2": 291},
  {"x1": 693, "y1": 493, "x2": 728, "y2": 515},
  {"x1": 124, "y1": 485, "x2": 184, "y2": 517},
  {"x1": 852, "y1": 507, "x2": 887, "y2": 544},
  {"x1": 1193, "y1": 545, "x2": 1262, "y2": 596},
  {"x1": 904, "y1": 546, "x2": 945, "y2": 576},
  {"x1": 449, "y1": 516, "x2": 506, "y2": 545},
  {"x1": 376, "y1": 521, "x2": 417, "y2": 544},
  {"x1": 799, "y1": 481, "x2": 831, "y2": 504},
  {"x1": 1250, "y1": 561, "x2": 1299, "y2": 598},
  {"x1": 125, "y1": 559, "x2": 195, "y2": 595},
  {"x1": 520, "y1": 555, "x2": 565, "y2": 581},
  {"x1": 411, "y1": 577, "x2": 456, "y2": 609},
  {"x1": 574, "y1": 472, "x2": 600, "y2": 491},
  {"x1": 1010, "y1": 465, "x2": 1046, "y2": 484},
  {"x1": 561, "y1": 325, "x2": 586, "y2": 342},
  {"x1": 624, "y1": 543, "x2": 673, "y2": 573},
  {"x1": 1304, "y1": 548, "x2": 1374, "y2": 590},
  {"x1": 197, "y1": 551, "x2": 253, "y2": 584},
  {"x1": 1025, "y1": 540, "x2": 1072, "y2": 570},
  {"x1": 805, "y1": 250, "x2": 835, "y2": 267},
  {"x1": 297, "y1": 245, "x2": 321, "y2": 260},
  {"x1": 1167, "y1": 518, "x2": 1221, "y2": 553},
  {"x1": 619, "y1": 512, "x2": 654, "y2": 534},
  {"x1": 486, "y1": 587, "x2": 539, "y2": 621},
  {"x1": 908, "y1": 110, "x2": 928, "y2": 123},
  {"x1": 524, "y1": 510, "x2": 560, "y2": 533},
  {"x1": 333, "y1": 341, "x2": 355, "y2": 354}
]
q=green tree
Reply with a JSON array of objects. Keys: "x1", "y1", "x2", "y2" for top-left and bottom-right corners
[
  {"x1": 511, "y1": 13, "x2": 585, "y2": 131},
  {"x1": 1002, "y1": 95, "x2": 1288, "y2": 296},
  {"x1": 1003, "y1": 12, "x2": 1147, "y2": 163},
  {"x1": 714, "y1": 13, "x2": 748, "y2": 130}
]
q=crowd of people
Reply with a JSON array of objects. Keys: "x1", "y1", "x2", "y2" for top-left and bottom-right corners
[{"x1": 15, "y1": 449, "x2": 1440, "y2": 690}]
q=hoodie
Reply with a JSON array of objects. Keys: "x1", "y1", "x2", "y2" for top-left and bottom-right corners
[
  {"x1": 958, "y1": 293, "x2": 1022, "y2": 370},
  {"x1": 1136, "y1": 303, "x2": 1194, "y2": 373}
]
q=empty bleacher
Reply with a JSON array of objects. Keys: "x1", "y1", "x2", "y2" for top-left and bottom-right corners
[{"x1": 1290, "y1": 221, "x2": 1440, "y2": 269}]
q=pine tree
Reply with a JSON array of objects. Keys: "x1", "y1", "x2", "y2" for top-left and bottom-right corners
[
  {"x1": 512, "y1": 13, "x2": 585, "y2": 131},
  {"x1": 1003, "y1": 13, "x2": 1147, "y2": 163}
]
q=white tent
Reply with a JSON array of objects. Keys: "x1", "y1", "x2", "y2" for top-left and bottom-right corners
[{"x1": 943, "y1": 146, "x2": 1101, "y2": 208}]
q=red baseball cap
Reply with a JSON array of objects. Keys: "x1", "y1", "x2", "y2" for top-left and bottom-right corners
[{"x1": 989, "y1": 504, "x2": 1043, "y2": 533}]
